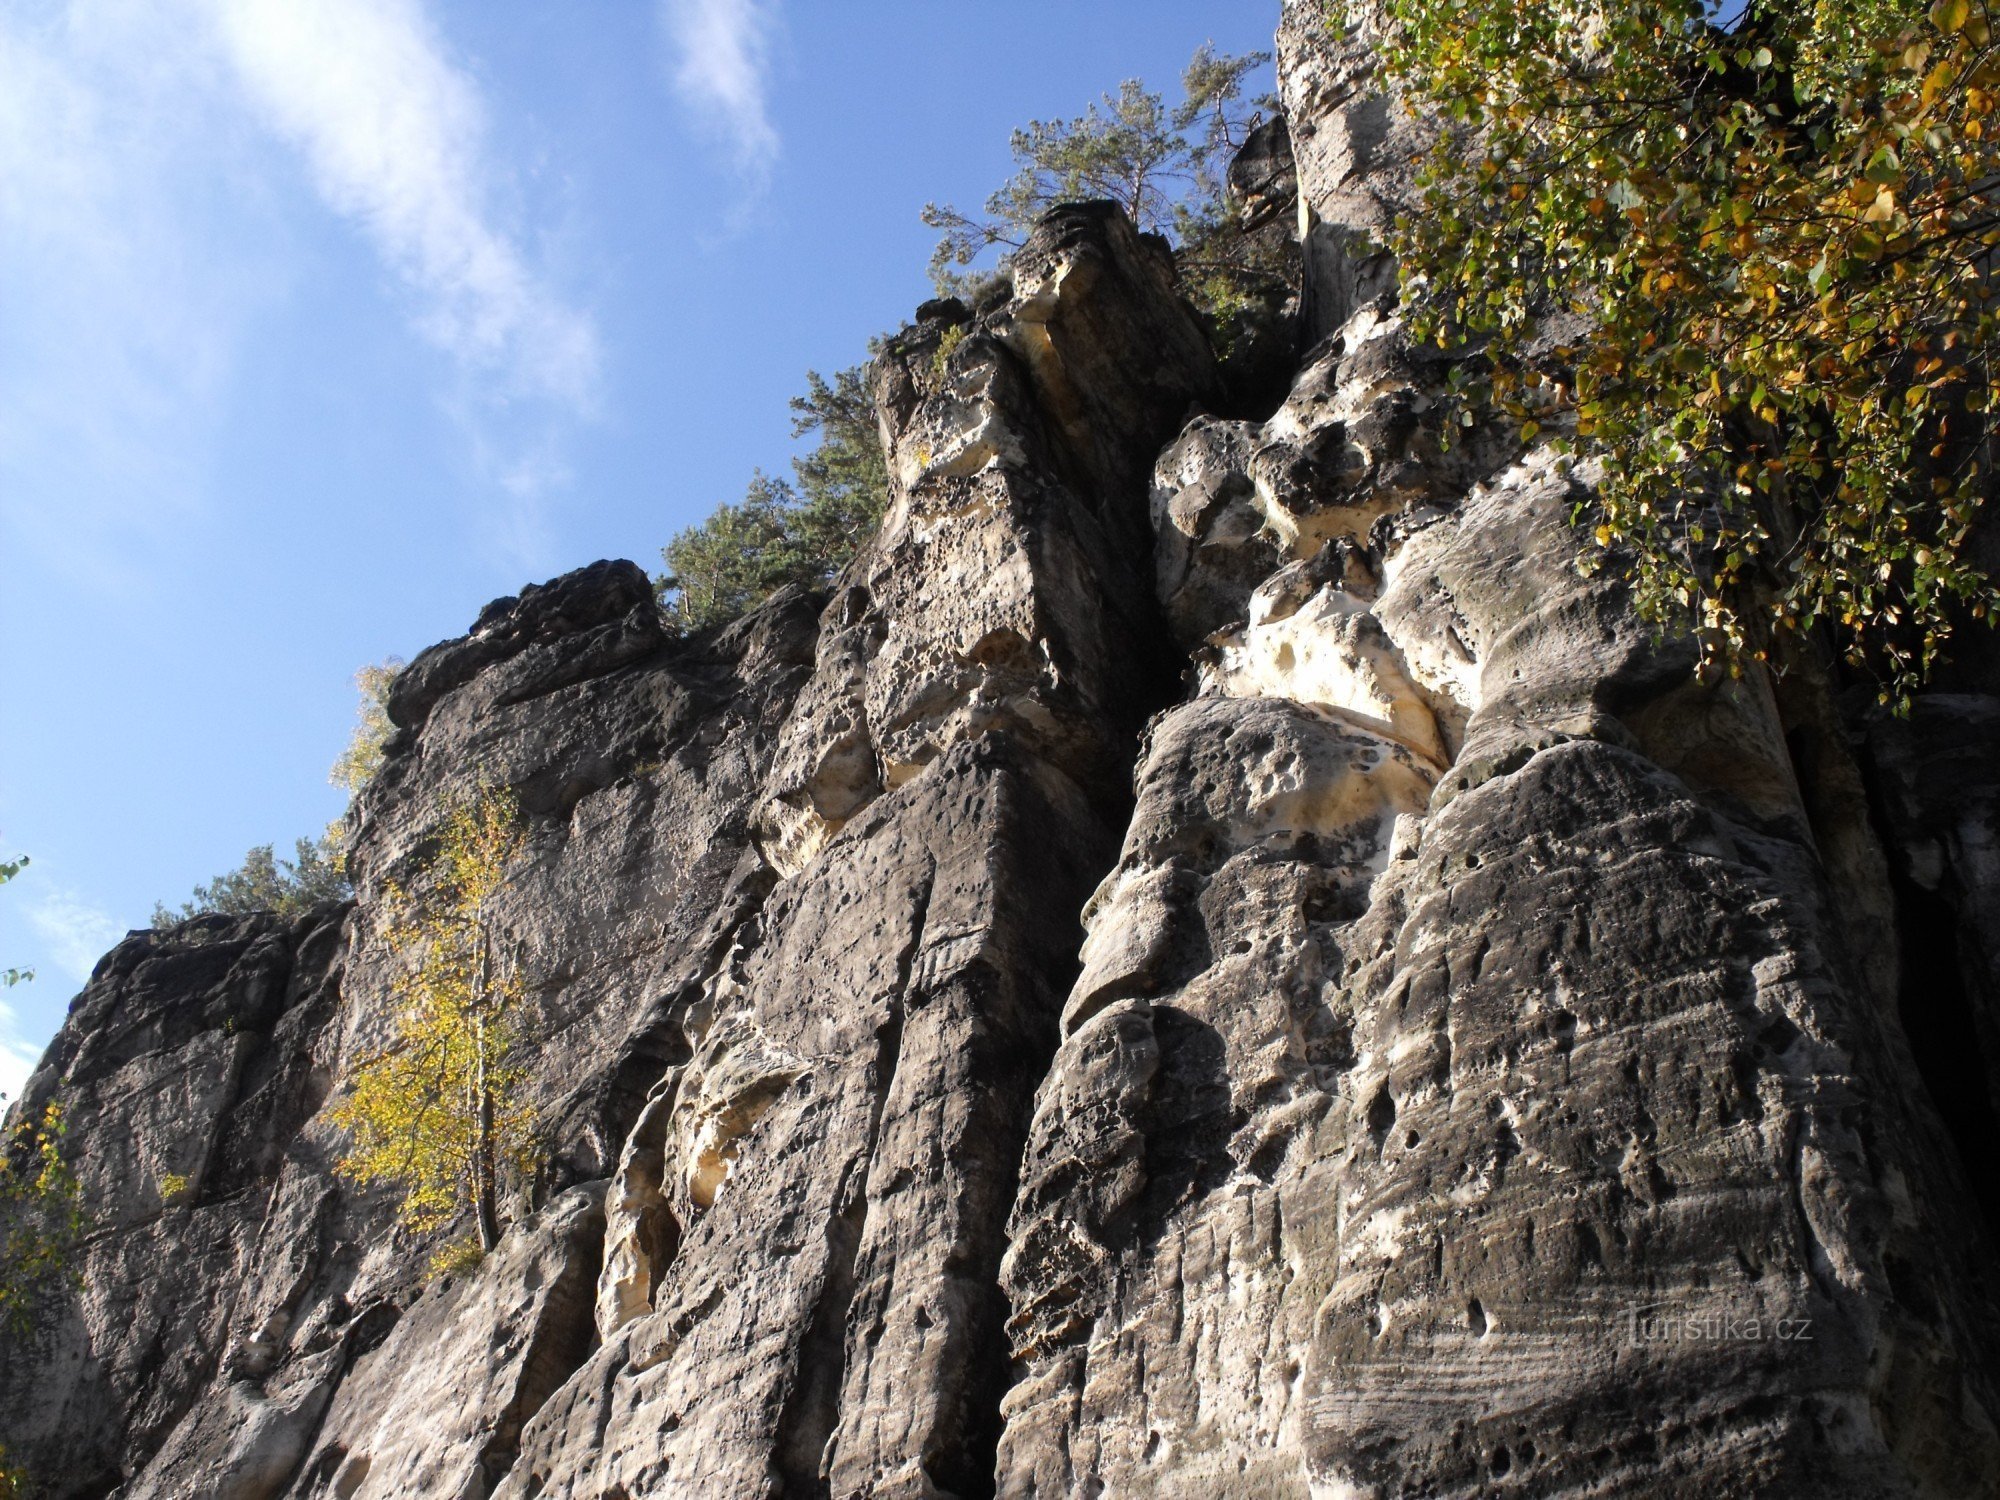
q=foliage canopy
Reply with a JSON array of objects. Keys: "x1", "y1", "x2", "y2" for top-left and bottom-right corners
[
  {"x1": 658, "y1": 362, "x2": 890, "y2": 631},
  {"x1": 0, "y1": 1099, "x2": 81, "y2": 1497},
  {"x1": 329, "y1": 660, "x2": 402, "y2": 798},
  {"x1": 1366, "y1": 0, "x2": 2000, "y2": 700},
  {"x1": 150, "y1": 834, "x2": 350, "y2": 929},
  {"x1": 331, "y1": 786, "x2": 536, "y2": 1259},
  {"x1": 0, "y1": 857, "x2": 78, "y2": 1499},
  {"x1": 0, "y1": 1100, "x2": 83, "y2": 1337}
]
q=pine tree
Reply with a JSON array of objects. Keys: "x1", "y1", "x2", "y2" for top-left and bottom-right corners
[
  {"x1": 150, "y1": 836, "x2": 351, "y2": 929},
  {"x1": 920, "y1": 43, "x2": 1280, "y2": 307},
  {"x1": 658, "y1": 362, "x2": 891, "y2": 631}
]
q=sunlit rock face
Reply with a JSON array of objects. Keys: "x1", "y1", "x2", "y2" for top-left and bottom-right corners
[
  {"x1": 5, "y1": 4, "x2": 2000, "y2": 1497},
  {"x1": 985, "y1": 7, "x2": 2000, "y2": 1497},
  {"x1": 0, "y1": 557, "x2": 829, "y2": 1500},
  {"x1": 753, "y1": 202, "x2": 1211, "y2": 883},
  {"x1": 489, "y1": 202, "x2": 1219, "y2": 1500}
]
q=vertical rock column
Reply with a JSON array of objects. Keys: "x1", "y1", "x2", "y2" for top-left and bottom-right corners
[{"x1": 496, "y1": 204, "x2": 1217, "y2": 1500}]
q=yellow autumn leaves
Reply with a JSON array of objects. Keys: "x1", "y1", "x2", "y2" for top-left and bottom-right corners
[
  {"x1": 0, "y1": 1102, "x2": 81, "y2": 1335},
  {"x1": 331, "y1": 786, "x2": 538, "y2": 1267},
  {"x1": 1367, "y1": 0, "x2": 2000, "y2": 701}
]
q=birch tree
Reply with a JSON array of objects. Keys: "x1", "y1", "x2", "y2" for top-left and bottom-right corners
[
  {"x1": 332, "y1": 787, "x2": 536, "y2": 1260},
  {"x1": 1366, "y1": 0, "x2": 2000, "y2": 700}
]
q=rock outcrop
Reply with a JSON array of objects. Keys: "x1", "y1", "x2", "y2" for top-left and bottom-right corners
[
  {"x1": 0, "y1": 907, "x2": 349, "y2": 1496},
  {"x1": 5, "y1": 4, "x2": 1999, "y2": 1497},
  {"x1": 492, "y1": 198, "x2": 1216, "y2": 1500}
]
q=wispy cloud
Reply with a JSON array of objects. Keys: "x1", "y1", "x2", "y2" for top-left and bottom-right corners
[
  {"x1": 26, "y1": 887, "x2": 123, "y2": 987},
  {"x1": 206, "y1": 0, "x2": 599, "y2": 409},
  {"x1": 660, "y1": 0, "x2": 780, "y2": 187},
  {"x1": 0, "y1": 0, "x2": 599, "y2": 582},
  {"x1": 0, "y1": 4, "x2": 255, "y2": 587}
]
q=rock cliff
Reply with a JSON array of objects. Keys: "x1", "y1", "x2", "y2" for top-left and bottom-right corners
[{"x1": 5, "y1": 5, "x2": 1999, "y2": 1496}]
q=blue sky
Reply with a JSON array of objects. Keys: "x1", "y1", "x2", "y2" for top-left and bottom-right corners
[{"x1": 0, "y1": 0, "x2": 1280, "y2": 1094}]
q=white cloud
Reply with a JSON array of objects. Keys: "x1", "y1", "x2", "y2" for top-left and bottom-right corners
[
  {"x1": 0, "y1": 3, "x2": 256, "y2": 585},
  {"x1": 26, "y1": 888, "x2": 123, "y2": 987},
  {"x1": 204, "y1": 0, "x2": 599, "y2": 409},
  {"x1": 0, "y1": 0, "x2": 599, "y2": 584},
  {"x1": 660, "y1": 0, "x2": 780, "y2": 184}
]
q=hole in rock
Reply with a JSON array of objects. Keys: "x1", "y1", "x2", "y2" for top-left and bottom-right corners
[
  {"x1": 1467, "y1": 1298, "x2": 1488, "y2": 1336},
  {"x1": 1575, "y1": 1222, "x2": 1604, "y2": 1271},
  {"x1": 1366, "y1": 1086, "x2": 1397, "y2": 1149},
  {"x1": 1493, "y1": 1121, "x2": 1520, "y2": 1176}
]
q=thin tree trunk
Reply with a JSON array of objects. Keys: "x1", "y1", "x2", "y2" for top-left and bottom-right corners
[
  {"x1": 475, "y1": 1017, "x2": 497, "y2": 1253},
  {"x1": 473, "y1": 934, "x2": 499, "y2": 1254}
]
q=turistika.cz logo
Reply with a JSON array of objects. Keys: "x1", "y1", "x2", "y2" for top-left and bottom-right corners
[{"x1": 1623, "y1": 1304, "x2": 1814, "y2": 1345}]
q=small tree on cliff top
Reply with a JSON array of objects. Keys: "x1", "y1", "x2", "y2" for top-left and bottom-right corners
[
  {"x1": 332, "y1": 786, "x2": 536, "y2": 1261},
  {"x1": 921, "y1": 43, "x2": 1282, "y2": 305},
  {"x1": 150, "y1": 836, "x2": 351, "y2": 929},
  {"x1": 330, "y1": 659, "x2": 402, "y2": 799},
  {"x1": 658, "y1": 362, "x2": 890, "y2": 631}
]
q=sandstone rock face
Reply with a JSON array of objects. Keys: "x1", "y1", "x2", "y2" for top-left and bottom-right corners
[
  {"x1": 2, "y1": 563, "x2": 822, "y2": 1498},
  {"x1": 1862, "y1": 694, "x2": 2000, "y2": 1239},
  {"x1": 493, "y1": 200, "x2": 1217, "y2": 1500},
  {"x1": 985, "y1": 8, "x2": 2000, "y2": 1495},
  {"x1": 5, "y1": 6, "x2": 2000, "y2": 1497},
  {"x1": 1275, "y1": 0, "x2": 1433, "y2": 345},
  {"x1": 0, "y1": 907, "x2": 349, "y2": 1496},
  {"x1": 288, "y1": 1184, "x2": 606, "y2": 1500}
]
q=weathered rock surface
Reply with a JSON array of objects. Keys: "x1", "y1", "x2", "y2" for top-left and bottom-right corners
[
  {"x1": 288, "y1": 1184, "x2": 606, "y2": 1500},
  {"x1": 1862, "y1": 692, "x2": 2000, "y2": 1238},
  {"x1": 5, "y1": 5, "x2": 2000, "y2": 1497},
  {"x1": 2, "y1": 561, "x2": 822, "y2": 1498},
  {"x1": 494, "y1": 199, "x2": 1217, "y2": 1500},
  {"x1": 0, "y1": 907, "x2": 349, "y2": 1496},
  {"x1": 986, "y1": 7, "x2": 2000, "y2": 1496}
]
